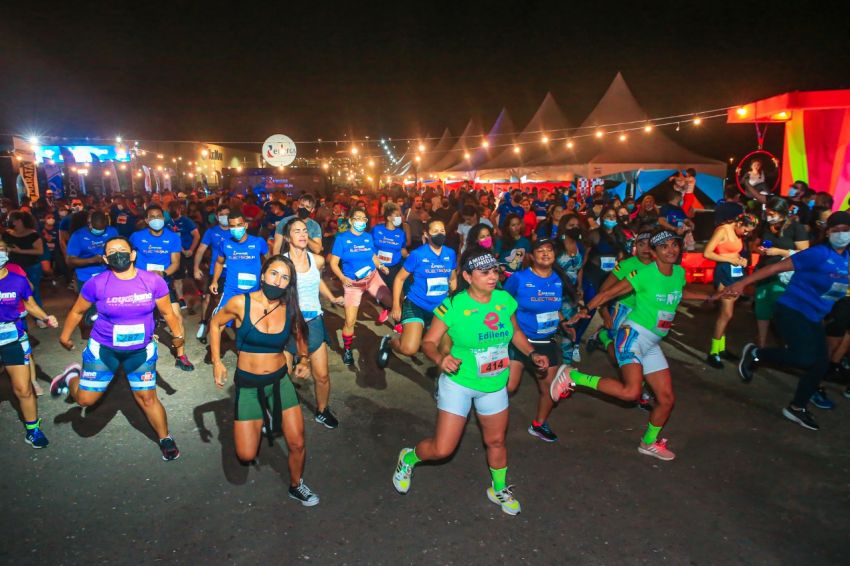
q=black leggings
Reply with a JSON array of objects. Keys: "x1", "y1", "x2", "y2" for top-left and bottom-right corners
[{"x1": 758, "y1": 303, "x2": 828, "y2": 407}]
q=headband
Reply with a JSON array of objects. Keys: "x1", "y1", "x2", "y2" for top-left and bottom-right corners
[
  {"x1": 636, "y1": 231, "x2": 652, "y2": 242},
  {"x1": 464, "y1": 253, "x2": 499, "y2": 272},
  {"x1": 650, "y1": 230, "x2": 681, "y2": 247}
]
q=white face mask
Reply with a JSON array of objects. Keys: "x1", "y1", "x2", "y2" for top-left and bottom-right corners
[
  {"x1": 392, "y1": 216, "x2": 402, "y2": 227},
  {"x1": 829, "y1": 231, "x2": 850, "y2": 249},
  {"x1": 0, "y1": 251, "x2": 7, "y2": 268},
  {"x1": 218, "y1": 215, "x2": 229, "y2": 227}
]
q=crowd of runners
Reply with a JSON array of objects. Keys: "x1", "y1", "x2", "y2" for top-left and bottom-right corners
[{"x1": 1, "y1": 174, "x2": 848, "y2": 514}]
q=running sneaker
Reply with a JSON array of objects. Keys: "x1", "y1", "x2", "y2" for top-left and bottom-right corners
[
  {"x1": 31, "y1": 380, "x2": 44, "y2": 397},
  {"x1": 392, "y1": 448, "x2": 415, "y2": 494},
  {"x1": 377, "y1": 308, "x2": 390, "y2": 324},
  {"x1": 549, "y1": 364, "x2": 576, "y2": 401},
  {"x1": 24, "y1": 422, "x2": 49, "y2": 449},
  {"x1": 159, "y1": 436, "x2": 181, "y2": 461},
  {"x1": 528, "y1": 421, "x2": 558, "y2": 442},
  {"x1": 196, "y1": 322, "x2": 207, "y2": 342},
  {"x1": 638, "y1": 438, "x2": 676, "y2": 461},
  {"x1": 315, "y1": 408, "x2": 339, "y2": 429},
  {"x1": 376, "y1": 335, "x2": 392, "y2": 369},
  {"x1": 288, "y1": 479, "x2": 320, "y2": 507},
  {"x1": 585, "y1": 332, "x2": 603, "y2": 355},
  {"x1": 179, "y1": 298, "x2": 187, "y2": 310},
  {"x1": 571, "y1": 344, "x2": 581, "y2": 364},
  {"x1": 782, "y1": 405, "x2": 819, "y2": 431},
  {"x1": 823, "y1": 363, "x2": 849, "y2": 384},
  {"x1": 810, "y1": 388, "x2": 835, "y2": 410},
  {"x1": 738, "y1": 343, "x2": 758, "y2": 383},
  {"x1": 175, "y1": 355, "x2": 195, "y2": 371},
  {"x1": 705, "y1": 353, "x2": 724, "y2": 369},
  {"x1": 486, "y1": 485, "x2": 521, "y2": 516},
  {"x1": 50, "y1": 363, "x2": 81, "y2": 397},
  {"x1": 342, "y1": 348, "x2": 354, "y2": 366},
  {"x1": 637, "y1": 389, "x2": 653, "y2": 412}
]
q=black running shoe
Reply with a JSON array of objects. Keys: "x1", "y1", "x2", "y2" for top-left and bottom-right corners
[
  {"x1": 204, "y1": 348, "x2": 212, "y2": 365},
  {"x1": 315, "y1": 408, "x2": 339, "y2": 429},
  {"x1": 288, "y1": 479, "x2": 320, "y2": 506},
  {"x1": 159, "y1": 436, "x2": 181, "y2": 461},
  {"x1": 376, "y1": 335, "x2": 392, "y2": 369},
  {"x1": 782, "y1": 405, "x2": 819, "y2": 431},
  {"x1": 585, "y1": 333, "x2": 603, "y2": 355},
  {"x1": 738, "y1": 343, "x2": 758, "y2": 383},
  {"x1": 720, "y1": 349, "x2": 738, "y2": 361},
  {"x1": 342, "y1": 348, "x2": 354, "y2": 366},
  {"x1": 823, "y1": 363, "x2": 850, "y2": 384},
  {"x1": 705, "y1": 353, "x2": 724, "y2": 369}
]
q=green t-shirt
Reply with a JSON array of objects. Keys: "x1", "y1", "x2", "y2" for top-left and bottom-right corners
[
  {"x1": 612, "y1": 256, "x2": 653, "y2": 309},
  {"x1": 625, "y1": 262, "x2": 686, "y2": 337},
  {"x1": 434, "y1": 289, "x2": 518, "y2": 392}
]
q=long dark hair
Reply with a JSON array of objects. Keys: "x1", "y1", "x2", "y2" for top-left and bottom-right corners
[
  {"x1": 466, "y1": 222, "x2": 493, "y2": 251},
  {"x1": 280, "y1": 217, "x2": 308, "y2": 254},
  {"x1": 500, "y1": 213, "x2": 522, "y2": 249},
  {"x1": 259, "y1": 254, "x2": 309, "y2": 352}
]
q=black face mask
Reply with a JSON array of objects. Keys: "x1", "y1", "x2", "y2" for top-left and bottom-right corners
[
  {"x1": 618, "y1": 215, "x2": 630, "y2": 224},
  {"x1": 107, "y1": 252, "x2": 132, "y2": 272},
  {"x1": 430, "y1": 233, "x2": 447, "y2": 247},
  {"x1": 297, "y1": 207, "x2": 310, "y2": 219},
  {"x1": 261, "y1": 281, "x2": 287, "y2": 301},
  {"x1": 564, "y1": 227, "x2": 582, "y2": 241}
]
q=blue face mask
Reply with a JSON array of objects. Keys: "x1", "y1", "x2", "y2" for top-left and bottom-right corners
[
  {"x1": 602, "y1": 219, "x2": 618, "y2": 230},
  {"x1": 148, "y1": 218, "x2": 165, "y2": 231},
  {"x1": 230, "y1": 226, "x2": 247, "y2": 240},
  {"x1": 626, "y1": 203, "x2": 635, "y2": 211},
  {"x1": 788, "y1": 187, "x2": 798, "y2": 197},
  {"x1": 352, "y1": 220, "x2": 368, "y2": 232},
  {"x1": 807, "y1": 199, "x2": 815, "y2": 209},
  {"x1": 90, "y1": 227, "x2": 105, "y2": 236}
]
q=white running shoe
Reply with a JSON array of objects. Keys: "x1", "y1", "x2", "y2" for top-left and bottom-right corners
[
  {"x1": 50, "y1": 363, "x2": 81, "y2": 397},
  {"x1": 571, "y1": 344, "x2": 581, "y2": 363},
  {"x1": 549, "y1": 364, "x2": 576, "y2": 402},
  {"x1": 638, "y1": 438, "x2": 676, "y2": 461}
]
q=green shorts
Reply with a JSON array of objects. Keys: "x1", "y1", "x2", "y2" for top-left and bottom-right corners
[
  {"x1": 401, "y1": 298, "x2": 434, "y2": 326},
  {"x1": 754, "y1": 279, "x2": 787, "y2": 321},
  {"x1": 508, "y1": 338, "x2": 560, "y2": 368},
  {"x1": 234, "y1": 367, "x2": 299, "y2": 422}
]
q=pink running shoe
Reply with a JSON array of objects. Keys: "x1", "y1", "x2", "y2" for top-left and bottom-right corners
[
  {"x1": 638, "y1": 438, "x2": 676, "y2": 461},
  {"x1": 549, "y1": 364, "x2": 576, "y2": 402},
  {"x1": 377, "y1": 308, "x2": 390, "y2": 324},
  {"x1": 50, "y1": 363, "x2": 81, "y2": 397}
]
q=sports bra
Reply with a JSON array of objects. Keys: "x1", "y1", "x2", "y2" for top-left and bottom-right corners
[
  {"x1": 715, "y1": 231, "x2": 743, "y2": 255},
  {"x1": 235, "y1": 293, "x2": 290, "y2": 354}
]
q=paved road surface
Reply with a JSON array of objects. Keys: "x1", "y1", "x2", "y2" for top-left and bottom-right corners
[{"x1": 1, "y1": 285, "x2": 848, "y2": 565}]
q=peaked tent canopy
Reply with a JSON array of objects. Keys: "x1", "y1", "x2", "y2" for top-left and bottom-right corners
[
  {"x1": 445, "y1": 108, "x2": 516, "y2": 178},
  {"x1": 426, "y1": 117, "x2": 485, "y2": 174},
  {"x1": 418, "y1": 127, "x2": 454, "y2": 172}
]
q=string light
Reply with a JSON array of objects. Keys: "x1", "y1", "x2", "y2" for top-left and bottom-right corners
[
  {"x1": 736, "y1": 107, "x2": 748, "y2": 117},
  {"x1": 619, "y1": 134, "x2": 627, "y2": 142},
  {"x1": 200, "y1": 149, "x2": 209, "y2": 157},
  {"x1": 418, "y1": 143, "x2": 425, "y2": 152},
  {"x1": 566, "y1": 140, "x2": 574, "y2": 149},
  {"x1": 115, "y1": 136, "x2": 122, "y2": 143},
  {"x1": 644, "y1": 124, "x2": 653, "y2": 133},
  {"x1": 481, "y1": 139, "x2": 489, "y2": 148},
  {"x1": 693, "y1": 117, "x2": 702, "y2": 126},
  {"x1": 463, "y1": 152, "x2": 471, "y2": 159},
  {"x1": 541, "y1": 135, "x2": 549, "y2": 143},
  {"x1": 351, "y1": 146, "x2": 358, "y2": 155},
  {"x1": 595, "y1": 130, "x2": 604, "y2": 138},
  {"x1": 513, "y1": 145, "x2": 521, "y2": 154}
]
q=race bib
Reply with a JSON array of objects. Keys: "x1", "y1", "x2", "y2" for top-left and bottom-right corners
[
  {"x1": 146, "y1": 263, "x2": 165, "y2": 273},
  {"x1": 475, "y1": 345, "x2": 509, "y2": 377},
  {"x1": 113, "y1": 323, "x2": 145, "y2": 347},
  {"x1": 656, "y1": 311, "x2": 675, "y2": 333},
  {"x1": 535, "y1": 311, "x2": 559, "y2": 334},
  {"x1": 601, "y1": 256, "x2": 616, "y2": 271},
  {"x1": 354, "y1": 265, "x2": 373, "y2": 280},
  {"x1": 730, "y1": 265, "x2": 744, "y2": 278},
  {"x1": 426, "y1": 277, "x2": 449, "y2": 297},
  {"x1": 822, "y1": 282, "x2": 849, "y2": 302},
  {"x1": 237, "y1": 272, "x2": 258, "y2": 290},
  {"x1": 0, "y1": 321, "x2": 19, "y2": 346},
  {"x1": 377, "y1": 250, "x2": 394, "y2": 265}
]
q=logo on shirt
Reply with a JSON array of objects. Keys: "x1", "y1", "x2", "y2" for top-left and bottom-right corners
[
  {"x1": 0, "y1": 291, "x2": 18, "y2": 300},
  {"x1": 655, "y1": 291, "x2": 682, "y2": 305},
  {"x1": 106, "y1": 292, "x2": 154, "y2": 305},
  {"x1": 484, "y1": 312, "x2": 502, "y2": 331}
]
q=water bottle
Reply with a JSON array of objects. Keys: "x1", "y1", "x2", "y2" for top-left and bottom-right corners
[{"x1": 762, "y1": 240, "x2": 772, "y2": 249}]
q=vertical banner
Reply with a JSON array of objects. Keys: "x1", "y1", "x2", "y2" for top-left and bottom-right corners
[
  {"x1": 18, "y1": 161, "x2": 40, "y2": 202},
  {"x1": 163, "y1": 169, "x2": 173, "y2": 191},
  {"x1": 107, "y1": 162, "x2": 120, "y2": 193},
  {"x1": 59, "y1": 147, "x2": 79, "y2": 197},
  {"x1": 142, "y1": 165, "x2": 152, "y2": 192},
  {"x1": 44, "y1": 162, "x2": 65, "y2": 199}
]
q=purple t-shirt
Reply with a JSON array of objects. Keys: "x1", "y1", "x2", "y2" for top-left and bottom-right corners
[
  {"x1": 81, "y1": 269, "x2": 169, "y2": 350},
  {"x1": 0, "y1": 272, "x2": 32, "y2": 340}
]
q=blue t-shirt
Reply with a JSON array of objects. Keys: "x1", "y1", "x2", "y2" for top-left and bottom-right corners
[
  {"x1": 536, "y1": 221, "x2": 559, "y2": 240},
  {"x1": 59, "y1": 215, "x2": 73, "y2": 233},
  {"x1": 66, "y1": 226, "x2": 119, "y2": 283},
  {"x1": 220, "y1": 234, "x2": 269, "y2": 295},
  {"x1": 659, "y1": 203, "x2": 687, "y2": 228},
  {"x1": 110, "y1": 206, "x2": 138, "y2": 238},
  {"x1": 372, "y1": 225, "x2": 406, "y2": 267},
  {"x1": 167, "y1": 216, "x2": 198, "y2": 251},
  {"x1": 129, "y1": 228, "x2": 182, "y2": 274},
  {"x1": 503, "y1": 268, "x2": 563, "y2": 340},
  {"x1": 532, "y1": 200, "x2": 550, "y2": 221},
  {"x1": 496, "y1": 200, "x2": 524, "y2": 227},
  {"x1": 402, "y1": 245, "x2": 456, "y2": 311},
  {"x1": 779, "y1": 244, "x2": 850, "y2": 322},
  {"x1": 331, "y1": 231, "x2": 376, "y2": 280},
  {"x1": 201, "y1": 225, "x2": 231, "y2": 275}
]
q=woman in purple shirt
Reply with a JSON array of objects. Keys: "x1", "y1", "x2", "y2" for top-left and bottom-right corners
[{"x1": 52, "y1": 236, "x2": 186, "y2": 461}]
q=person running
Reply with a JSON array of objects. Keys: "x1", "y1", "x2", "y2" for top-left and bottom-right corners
[
  {"x1": 703, "y1": 213, "x2": 758, "y2": 368},
  {"x1": 130, "y1": 205, "x2": 194, "y2": 370},
  {"x1": 281, "y1": 218, "x2": 345, "y2": 429},
  {"x1": 210, "y1": 211, "x2": 269, "y2": 315},
  {"x1": 503, "y1": 238, "x2": 568, "y2": 442},
  {"x1": 193, "y1": 203, "x2": 231, "y2": 343},
  {"x1": 52, "y1": 236, "x2": 185, "y2": 460},
  {"x1": 371, "y1": 202, "x2": 408, "y2": 289},
  {"x1": 329, "y1": 207, "x2": 393, "y2": 366},
  {"x1": 728, "y1": 210, "x2": 850, "y2": 430},
  {"x1": 551, "y1": 229, "x2": 713, "y2": 461},
  {"x1": 0, "y1": 241, "x2": 58, "y2": 448},
  {"x1": 209, "y1": 255, "x2": 319, "y2": 506},
  {"x1": 494, "y1": 213, "x2": 531, "y2": 274},
  {"x1": 376, "y1": 218, "x2": 456, "y2": 368},
  {"x1": 464, "y1": 223, "x2": 495, "y2": 256},
  {"x1": 392, "y1": 247, "x2": 550, "y2": 515},
  {"x1": 166, "y1": 201, "x2": 200, "y2": 310},
  {"x1": 555, "y1": 213, "x2": 587, "y2": 363}
]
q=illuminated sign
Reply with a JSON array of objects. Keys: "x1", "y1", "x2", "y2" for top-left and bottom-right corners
[{"x1": 35, "y1": 145, "x2": 131, "y2": 163}]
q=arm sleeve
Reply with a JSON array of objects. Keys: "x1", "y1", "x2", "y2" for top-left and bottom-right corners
[
  {"x1": 791, "y1": 245, "x2": 824, "y2": 270},
  {"x1": 331, "y1": 235, "x2": 344, "y2": 257},
  {"x1": 433, "y1": 296, "x2": 454, "y2": 325},
  {"x1": 201, "y1": 229, "x2": 213, "y2": 246},
  {"x1": 66, "y1": 233, "x2": 81, "y2": 256},
  {"x1": 151, "y1": 273, "x2": 170, "y2": 299},
  {"x1": 502, "y1": 271, "x2": 519, "y2": 294},
  {"x1": 168, "y1": 235, "x2": 182, "y2": 253},
  {"x1": 307, "y1": 220, "x2": 322, "y2": 239},
  {"x1": 402, "y1": 249, "x2": 418, "y2": 272},
  {"x1": 260, "y1": 238, "x2": 269, "y2": 255},
  {"x1": 627, "y1": 266, "x2": 647, "y2": 293}
]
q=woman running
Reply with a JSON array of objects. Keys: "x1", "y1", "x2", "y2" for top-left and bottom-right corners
[
  {"x1": 494, "y1": 214, "x2": 531, "y2": 274},
  {"x1": 329, "y1": 207, "x2": 393, "y2": 366},
  {"x1": 209, "y1": 255, "x2": 319, "y2": 505},
  {"x1": 703, "y1": 213, "x2": 758, "y2": 368},
  {"x1": 392, "y1": 247, "x2": 549, "y2": 515},
  {"x1": 0, "y1": 241, "x2": 58, "y2": 448},
  {"x1": 555, "y1": 213, "x2": 587, "y2": 362},
  {"x1": 52, "y1": 236, "x2": 184, "y2": 460},
  {"x1": 728, "y1": 210, "x2": 850, "y2": 430},
  {"x1": 551, "y1": 230, "x2": 713, "y2": 461},
  {"x1": 372, "y1": 202, "x2": 408, "y2": 289},
  {"x1": 281, "y1": 218, "x2": 345, "y2": 429},
  {"x1": 376, "y1": 218, "x2": 456, "y2": 367}
]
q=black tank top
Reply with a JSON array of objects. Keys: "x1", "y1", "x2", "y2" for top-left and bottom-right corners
[{"x1": 235, "y1": 293, "x2": 290, "y2": 353}]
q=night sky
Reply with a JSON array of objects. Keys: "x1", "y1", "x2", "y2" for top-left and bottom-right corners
[{"x1": 2, "y1": 2, "x2": 848, "y2": 161}]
